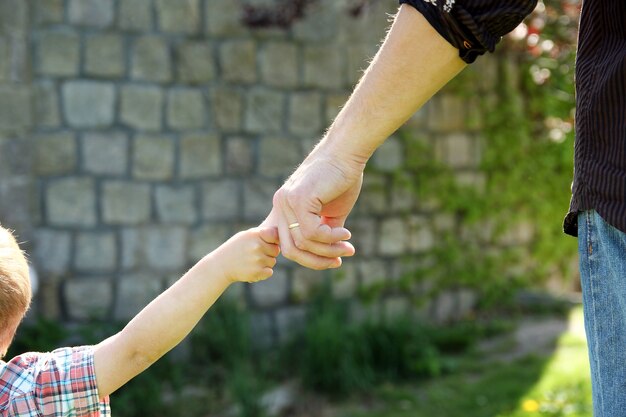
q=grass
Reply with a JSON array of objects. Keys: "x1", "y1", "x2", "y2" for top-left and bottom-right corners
[{"x1": 338, "y1": 307, "x2": 592, "y2": 417}]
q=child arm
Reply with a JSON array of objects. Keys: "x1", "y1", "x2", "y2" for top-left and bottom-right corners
[{"x1": 92, "y1": 227, "x2": 280, "y2": 399}]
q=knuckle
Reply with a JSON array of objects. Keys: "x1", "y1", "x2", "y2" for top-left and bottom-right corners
[
  {"x1": 293, "y1": 238, "x2": 307, "y2": 251},
  {"x1": 286, "y1": 193, "x2": 301, "y2": 210},
  {"x1": 281, "y1": 247, "x2": 296, "y2": 260}
]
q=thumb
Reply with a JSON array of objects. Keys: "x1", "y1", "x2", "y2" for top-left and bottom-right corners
[{"x1": 258, "y1": 227, "x2": 279, "y2": 245}]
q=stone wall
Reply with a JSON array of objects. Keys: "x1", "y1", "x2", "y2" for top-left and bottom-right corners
[{"x1": 0, "y1": 0, "x2": 505, "y2": 345}]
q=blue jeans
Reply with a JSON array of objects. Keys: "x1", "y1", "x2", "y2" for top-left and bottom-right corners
[{"x1": 579, "y1": 210, "x2": 626, "y2": 416}]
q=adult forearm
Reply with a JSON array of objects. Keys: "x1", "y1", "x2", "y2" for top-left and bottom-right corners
[{"x1": 320, "y1": 4, "x2": 466, "y2": 163}]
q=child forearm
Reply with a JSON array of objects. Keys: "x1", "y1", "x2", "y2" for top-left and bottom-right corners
[{"x1": 93, "y1": 253, "x2": 229, "y2": 398}]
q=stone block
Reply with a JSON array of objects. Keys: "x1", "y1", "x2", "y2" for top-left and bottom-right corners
[
  {"x1": 46, "y1": 178, "x2": 96, "y2": 226},
  {"x1": 359, "y1": 259, "x2": 388, "y2": 289},
  {"x1": 210, "y1": 87, "x2": 243, "y2": 132},
  {"x1": 275, "y1": 306, "x2": 307, "y2": 344},
  {"x1": 390, "y1": 182, "x2": 416, "y2": 213},
  {"x1": 0, "y1": 0, "x2": 27, "y2": 33},
  {"x1": 68, "y1": 0, "x2": 114, "y2": 27},
  {"x1": 372, "y1": 136, "x2": 403, "y2": 172},
  {"x1": 379, "y1": 218, "x2": 408, "y2": 256},
  {"x1": 85, "y1": 34, "x2": 125, "y2": 77},
  {"x1": 346, "y1": 43, "x2": 377, "y2": 86},
  {"x1": 291, "y1": 267, "x2": 323, "y2": 302},
  {"x1": 188, "y1": 224, "x2": 230, "y2": 262},
  {"x1": 176, "y1": 41, "x2": 215, "y2": 84},
  {"x1": 289, "y1": 92, "x2": 323, "y2": 137},
  {"x1": 384, "y1": 296, "x2": 409, "y2": 320},
  {"x1": 82, "y1": 132, "x2": 128, "y2": 175},
  {"x1": 225, "y1": 137, "x2": 254, "y2": 175},
  {"x1": 131, "y1": 36, "x2": 171, "y2": 82},
  {"x1": 355, "y1": 174, "x2": 387, "y2": 215},
  {"x1": 132, "y1": 135, "x2": 174, "y2": 180},
  {"x1": 408, "y1": 216, "x2": 435, "y2": 253},
  {"x1": 427, "y1": 95, "x2": 467, "y2": 133},
  {"x1": 0, "y1": 85, "x2": 32, "y2": 133},
  {"x1": 155, "y1": 0, "x2": 199, "y2": 34},
  {"x1": 455, "y1": 171, "x2": 486, "y2": 193},
  {"x1": 258, "y1": 137, "x2": 301, "y2": 177},
  {"x1": 249, "y1": 268, "x2": 288, "y2": 308},
  {"x1": 436, "y1": 133, "x2": 478, "y2": 169},
  {"x1": 179, "y1": 134, "x2": 221, "y2": 178},
  {"x1": 205, "y1": 1, "x2": 247, "y2": 36},
  {"x1": 244, "y1": 88, "x2": 284, "y2": 134},
  {"x1": 338, "y1": 0, "x2": 393, "y2": 44},
  {"x1": 118, "y1": 0, "x2": 153, "y2": 31},
  {"x1": 259, "y1": 42, "x2": 298, "y2": 88},
  {"x1": 62, "y1": 81, "x2": 115, "y2": 128},
  {"x1": 303, "y1": 46, "x2": 345, "y2": 89},
  {"x1": 155, "y1": 185, "x2": 197, "y2": 224},
  {"x1": 0, "y1": 138, "x2": 30, "y2": 176},
  {"x1": 0, "y1": 38, "x2": 9, "y2": 81},
  {"x1": 34, "y1": 229, "x2": 71, "y2": 275},
  {"x1": 65, "y1": 279, "x2": 113, "y2": 320},
  {"x1": 292, "y1": 0, "x2": 338, "y2": 41},
  {"x1": 345, "y1": 217, "x2": 377, "y2": 256},
  {"x1": 332, "y1": 260, "x2": 358, "y2": 298},
  {"x1": 102, "y1": 181, "x2": 151, "y2": 225},
  {"x1": 34, "y1": 0, "x2": 64, "y2": 25},
  {"x1": 144, "y1": 226, "x2": 187, "y2": 270},
  {"x1": 243, "y1": 179, "x2": 276, "y2": 220},
  {"x1": 75, "y1": 231, "x2": 117, "y2": 272},
  {"x1": 115, "y1": 273, "x2": 163, "y2": 319},
  {"x1": 120, "y1": 85, "x2": 163, "y2": 131},
  {"x1": 431, "y1": 291, "x2": 457, "y2": 324},
  {"x1": 202, "y1": 180, "x2": 240, "y2": 221},
  {"x1": 220, "y1": 40, "x2": 257, "y2": 84},
  {"x1": 120, "y1": 228, "x2": 140, "y2": 269},
  {"x1": 325, "y1": 93, "x2": 349, "y2": 124},
  {"x1": 34, "y1": 81, "x2": 60, "y2": 128},
  {"x1": 167, "y1": 89, "x2": 206, "y2": 130},
  {"x1": 34, "y1": 133, "x2": 76, "y2": 175},
  {"x1": 249, "y1": 311, "x2": 274, "y2": 349},
  {"x1": 37, "y1": 32, "x2": 79, "y2": 76}
]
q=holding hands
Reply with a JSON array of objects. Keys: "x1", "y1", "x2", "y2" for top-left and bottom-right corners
[
  {"x1": 263, "y1": 145, "x2": 365, "y2": 270},
  {"x1": 212, "y1": 227, "x2": 281, "y2": 284}
]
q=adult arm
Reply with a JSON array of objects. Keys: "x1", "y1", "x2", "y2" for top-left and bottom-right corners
[
  {"x1": 268, "y1": 0, "x2": 537, "y2": 270},
  {"x1": 267, "y1": 4, "x2": 466, "y2": 269}
]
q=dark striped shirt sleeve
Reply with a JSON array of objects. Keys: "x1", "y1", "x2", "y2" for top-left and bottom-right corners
[{"x1": 399, "y1": 0, "x2": 538, "y2": 63}]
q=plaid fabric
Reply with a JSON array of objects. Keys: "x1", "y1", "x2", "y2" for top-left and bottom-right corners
[{"x1": 0, "y1": 346, "x2": 110, "y2": 416}]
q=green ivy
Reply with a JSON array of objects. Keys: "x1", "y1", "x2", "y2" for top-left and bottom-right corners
[{"x1": 372, "y1": 5, "x2": 580, "y2": 305}]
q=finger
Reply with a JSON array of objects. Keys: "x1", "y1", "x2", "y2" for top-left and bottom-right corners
[
  {"x1": 259, "y1": 226, "x2": 279, "y2": 245},
  {"x1": 291, "y1": 237, "x2": 355, "y2": 258},
  {"x1": 264, "y1": 255, "x2": 277, "y2": 268},
  {"x1": 276, "y1": 212, "x2": 343, "y2": 270},
  {"x1": 258, "y1": 267, "x2": 273, "y2": 281},
  {"x1": 280, "y1": 193, "x2": 350, "y2": 245},
  {"x1": 280, "y1": 203, "x2": 352, "y2": 254},
  {"x1": 261, "y1": 243, "x2": 280, "y2": 258}
]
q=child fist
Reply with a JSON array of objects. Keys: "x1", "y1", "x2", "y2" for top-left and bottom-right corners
[{"x1": 214, "y1": 227, "x2": 280, "y2": 284}]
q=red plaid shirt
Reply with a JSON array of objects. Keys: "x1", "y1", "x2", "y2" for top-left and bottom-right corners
[{"x1": 0, "y1": 346, "x2": 110, "y2": 416}]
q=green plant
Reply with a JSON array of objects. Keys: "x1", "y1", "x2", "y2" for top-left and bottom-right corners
[{"x1": 7, "y1": 316, "x2": 69, "y2": 358}]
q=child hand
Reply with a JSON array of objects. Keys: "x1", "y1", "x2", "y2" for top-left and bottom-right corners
[{"x1": 213, "y1": 227, "x2": 280, "y2": 283}]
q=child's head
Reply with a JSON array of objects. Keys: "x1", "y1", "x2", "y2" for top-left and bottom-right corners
[{"x1": 0, "y1": 225, "x2": 31, "y2": 356}]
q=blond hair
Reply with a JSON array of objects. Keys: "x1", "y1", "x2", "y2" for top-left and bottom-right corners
[{"x1": 0, "y1": 226, "x2": 31, "y2": 350}]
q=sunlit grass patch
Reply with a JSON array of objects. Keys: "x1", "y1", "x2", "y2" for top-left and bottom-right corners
[{"x1": 340, "y1": 306, "x2": 592, "y2": 417}]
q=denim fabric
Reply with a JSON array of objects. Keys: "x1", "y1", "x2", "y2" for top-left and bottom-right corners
[{"x1": 578, "y1": 210, "x2": 626, "y2": 416}]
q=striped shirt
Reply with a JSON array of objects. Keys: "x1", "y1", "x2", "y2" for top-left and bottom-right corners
[
  {"x1": 401, "y1": 0, "x2": 626, "y2": 236},
  {"x1": 0, "y1": 346, "x2": 110, "y2": 416}
]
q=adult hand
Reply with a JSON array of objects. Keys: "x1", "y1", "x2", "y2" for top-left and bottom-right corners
[{"x1": 262, "y1": 146, "x2": 365, "y2": 270}]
